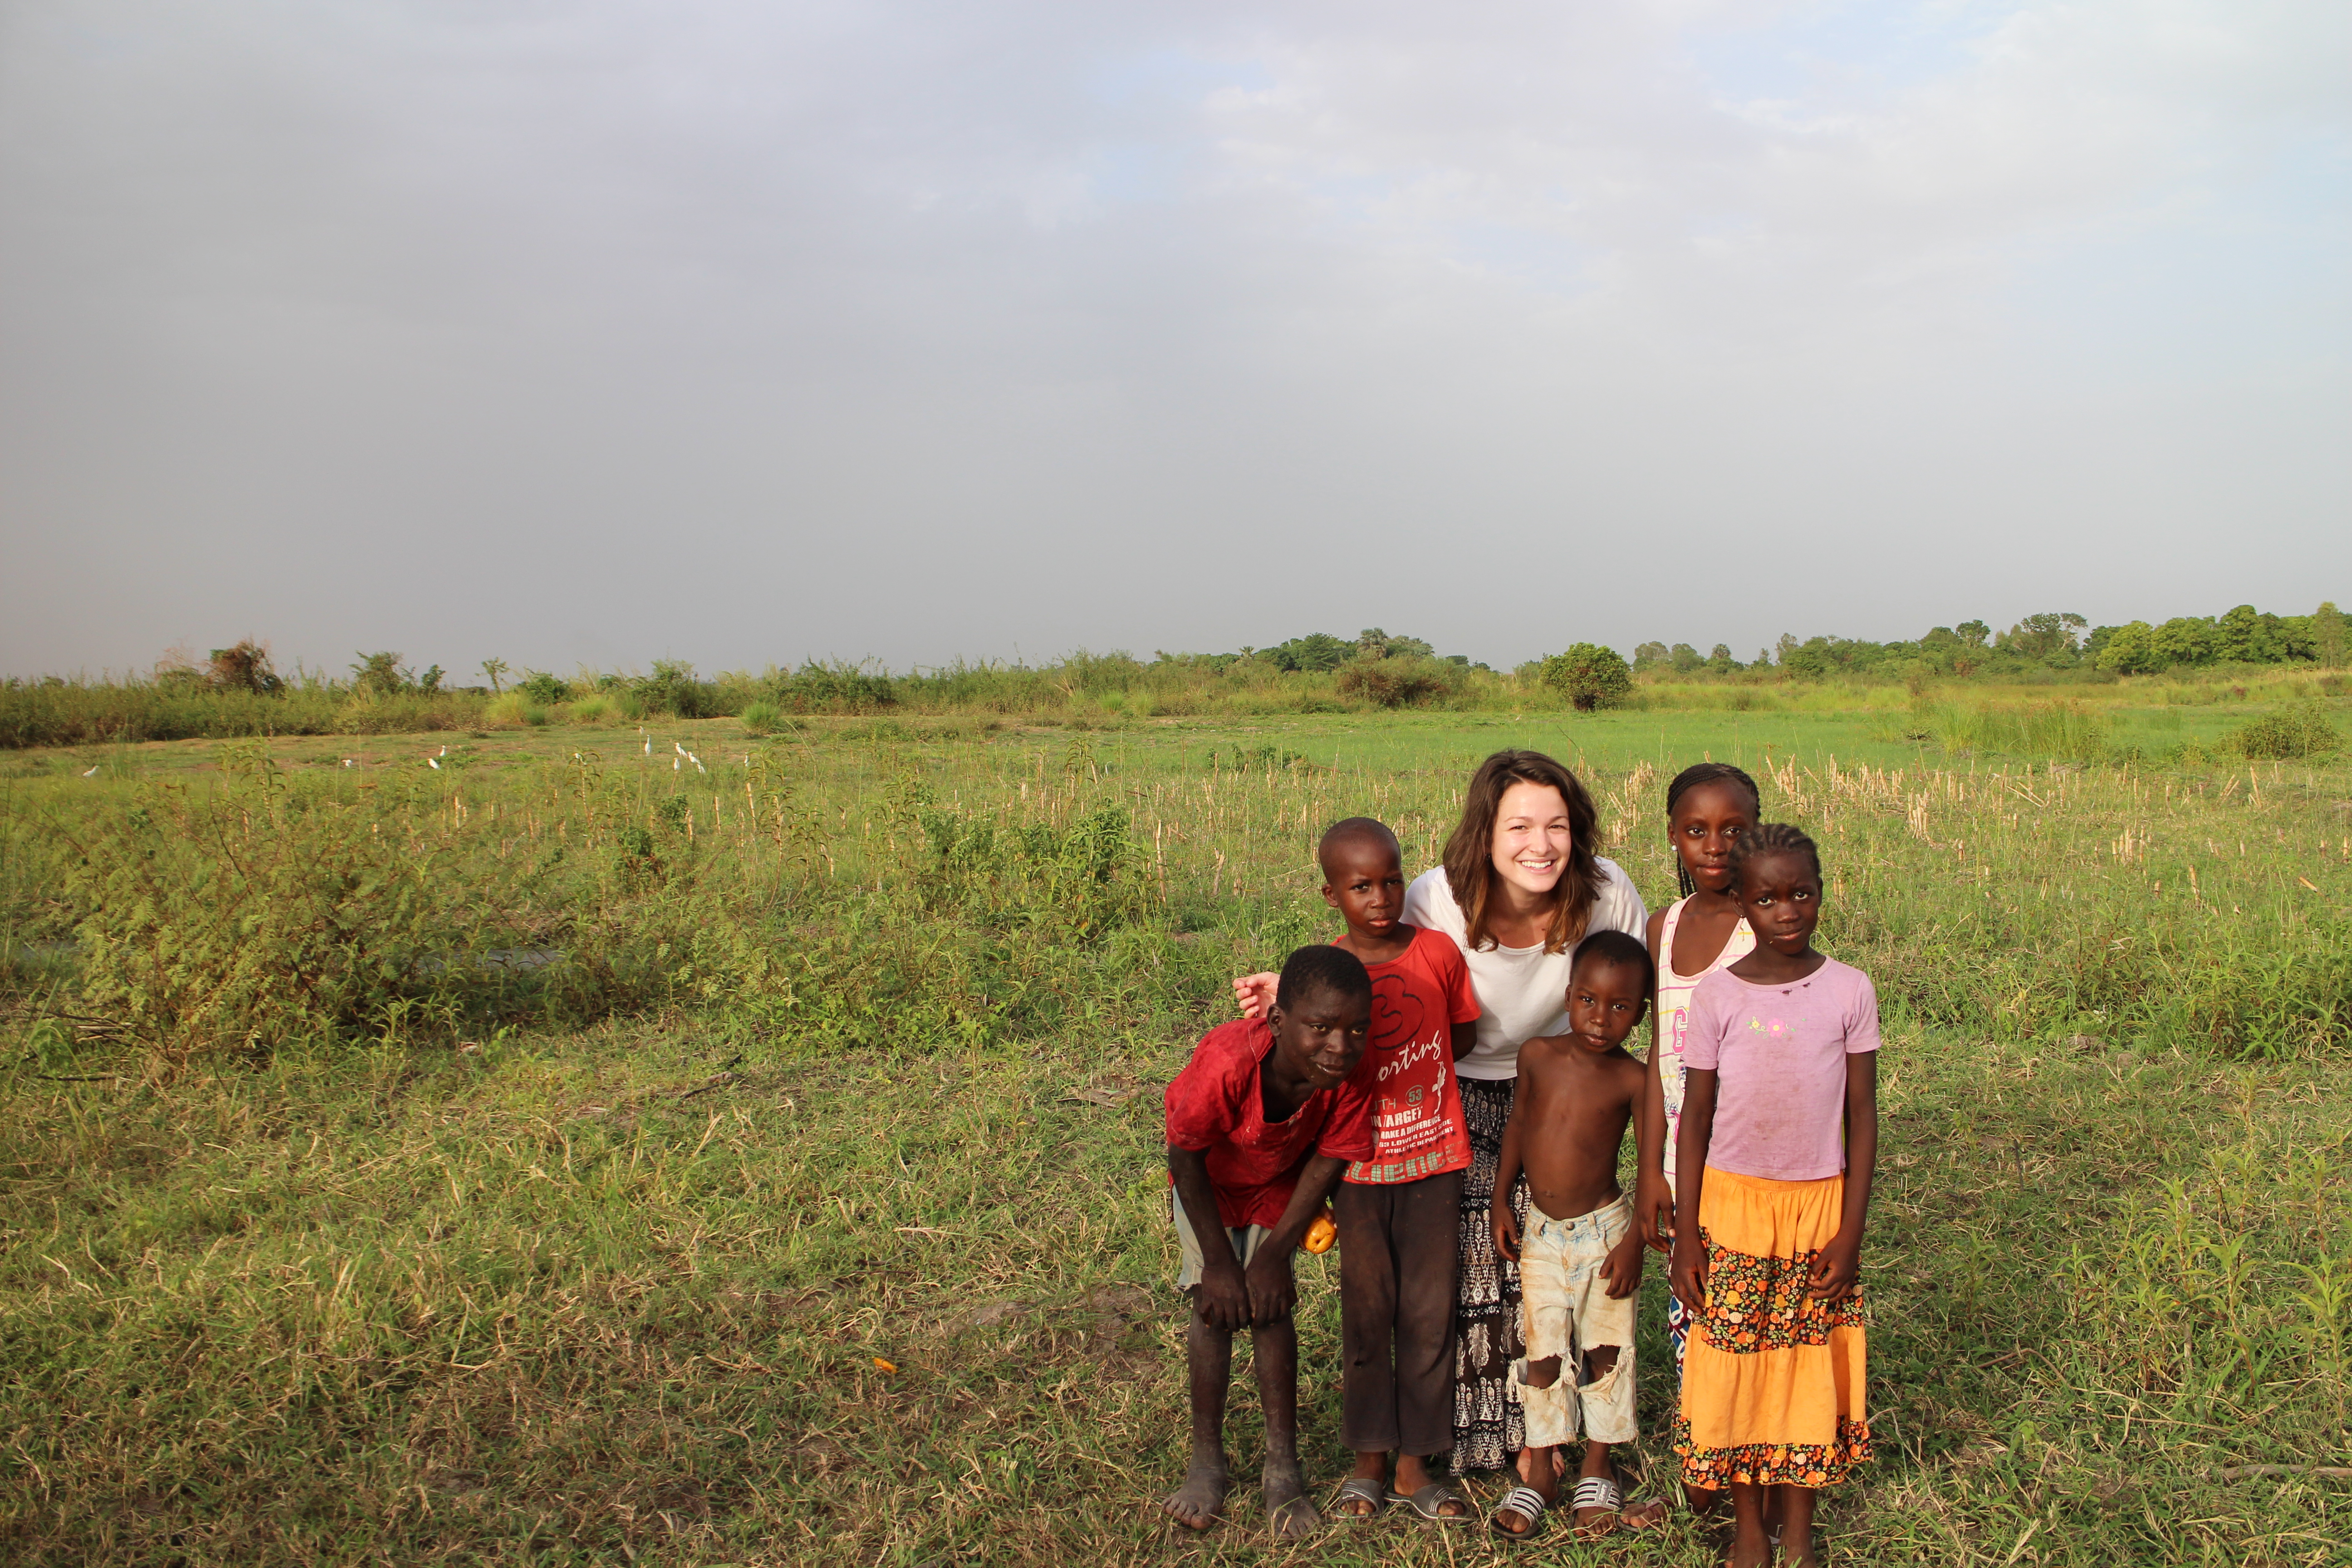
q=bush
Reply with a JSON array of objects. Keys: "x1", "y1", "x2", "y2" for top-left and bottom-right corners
[
  {"x1": 483, "y1": 693, "x2": 549, "y2": 727},
  {"x1": 1537, "y1": 644, "x2": 1633, "y2": 710},
  {"x1": 1334, "y1": 654, "x2": 1463, "y2": 709},
  {"x1": 519, "y1": 671, "x2": 571, "y2": 705},
  {"x1": 2229, "y1": 707, "x2": 2340, "y2": 760},
  {"x1": 740, "y1": 701, "x2": 784, "y2": 735},
  {"x1": 570, "y1": 696, "x2": 614, "y2": 724}
]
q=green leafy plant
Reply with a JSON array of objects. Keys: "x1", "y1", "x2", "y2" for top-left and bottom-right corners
[{"x1": 1537, "y1": 643, "x2": 1632, "y2": 710}]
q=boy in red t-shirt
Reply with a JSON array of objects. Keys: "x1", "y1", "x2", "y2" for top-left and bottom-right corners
[
  {"x1": 1316, "y1": 818, "x2": 1482, "y2": 1523},
  {"x1": 1164, "y1": 945, "x2": 1375, "y2": 1541}
]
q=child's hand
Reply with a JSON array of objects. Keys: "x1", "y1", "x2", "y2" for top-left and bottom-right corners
[
  {"x1": 1232, "y1": 973, "x2": 1278, "y2": 1019},
  {"x1": 1196, "y1": 1260, "x2": 1251, "y2": 1333},
  {"x1": 1490, "y1": 1202, "x2": 1520, "y2": 1263},
  {"x1": 1807, "y1": 1232, "x2": 1862, "y2": 1302},
  {"x1": 1668, "y1": 1232, "x2": 1708, "y2": 1314},
  {"x1": 1634, "y1": 1173, "x2": 1675, "y2": 1255},
  {"x1": 1601, "y1": 1226, "x2": 1645, "y2": 1298},
  {"x1": 1243, "y1": 1253, "x2": 1297, "y2": 1325}
]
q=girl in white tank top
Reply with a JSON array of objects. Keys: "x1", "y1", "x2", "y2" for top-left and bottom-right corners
[{"x1": 1655, "y1": 894, "x2": 1753, "y2": 1188}]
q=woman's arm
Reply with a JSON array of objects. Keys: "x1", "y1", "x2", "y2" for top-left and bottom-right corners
[
  {"x1": 1809, "y1": 1053, "x2": 1877, "y2": 1300},
  {"x1": 1668, "y1": 1067, "x2": 1717, "y2": 1312}
]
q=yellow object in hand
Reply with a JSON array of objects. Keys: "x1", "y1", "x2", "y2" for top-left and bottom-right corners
[{"x1": 1304, "y1": 1210, "x2": 1337, "y2": 1254}]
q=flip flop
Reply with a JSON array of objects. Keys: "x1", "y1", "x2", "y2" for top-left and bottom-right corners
[
  {"x1": 1570, "y1": 1474, "x2": 1623, "y2": 1538},
  {"x1": 1334, "y1": 1478, "x2": 1387, "y2": 1521},
  {"x1": 1490, "y1": 1485, "x2": 1549, "y2": 1543},
  {"x1": 1387, "y1": 1481, "x2": 1470, "y2": 1523}
]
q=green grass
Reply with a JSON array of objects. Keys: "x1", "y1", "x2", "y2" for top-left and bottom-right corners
[{"x1": 3, "y1": 706, "x2": 2349, "y2": 1563}]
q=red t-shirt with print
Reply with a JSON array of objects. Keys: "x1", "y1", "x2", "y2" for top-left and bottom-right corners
[
  {"x1": 1343, "y1": 924, "x2": 1480, "y2": 1185},
  {"x1": 1165, "y1": 1017, "x2": 1377, "y2": 1229}
]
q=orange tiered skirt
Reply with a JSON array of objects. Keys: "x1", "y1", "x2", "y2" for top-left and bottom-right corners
[{"x1": 1673, "y1": 1167, "x2": 1872, "y2": 1490}]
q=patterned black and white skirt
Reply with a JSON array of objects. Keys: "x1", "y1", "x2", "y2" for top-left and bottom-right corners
[{"x1": 1452, "y1": 1075, "x2": 1530, "y2": 1474}]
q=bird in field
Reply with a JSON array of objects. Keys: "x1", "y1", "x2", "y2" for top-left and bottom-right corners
[
  {"x1": 82, "y1": 764, "x2": 99, "y2": 778},
  {"x1": 429, "y1": 757, "x2": 440, "y2": 769}
]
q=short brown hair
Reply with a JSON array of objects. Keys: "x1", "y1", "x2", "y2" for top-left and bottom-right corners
[{"x1": 1440, "y1": 749, "x2": 1603, "y2": 954}]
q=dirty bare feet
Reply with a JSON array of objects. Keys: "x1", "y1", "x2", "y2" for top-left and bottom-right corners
[
  {"x1": 1264, "y1": 1460, "x2": 1320, "y2": 1539},
  {"x1": 1163, "y1": 1452, "x2": 1228, "y2": 1531}
]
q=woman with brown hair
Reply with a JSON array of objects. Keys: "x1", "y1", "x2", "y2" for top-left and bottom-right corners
[
  {"x1": 1235, "y1": 751, "x2": 1647, "y2": 1483},
  {"x1": 1401, "y1": 750, "x2": 1648, "y2": 1478}
]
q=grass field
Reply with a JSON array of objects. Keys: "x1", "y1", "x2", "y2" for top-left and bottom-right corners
[{"x1": 3, "y1": 701, "x2": 2347, "y2": 1565}]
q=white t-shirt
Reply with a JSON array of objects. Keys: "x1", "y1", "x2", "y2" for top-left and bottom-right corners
[{"x1": 1402, "y1": 862, "x2": 1650, "y2": 1082}]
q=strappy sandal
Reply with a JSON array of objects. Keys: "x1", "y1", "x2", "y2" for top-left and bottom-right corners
[
  {"x1": 1490, "y1": 1485, "x2": 1549, "y2": 1542},
  {"x1": 1570, "y1": 1474, "x2": 1623, "y2": 1538},
  {"x1": 1333, "y1": 1477, "x2": 1387, "y2": 1521},
  {"x1": 1387, "y1": 1481, "x2": 1470, "y2": 1523}
]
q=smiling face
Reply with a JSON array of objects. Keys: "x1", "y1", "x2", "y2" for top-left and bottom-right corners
[
  {"x1": 1321, "y1": 837, "x2": 1406, "y2": 943},
  {"x1": 1671, "y1": 779, "x2": 1757, "y2": 895},
  {"x1": 1268, "y1": 982, "x2": 1371, "y2": 1089},
  {"x1": 1489, "y1": 779, "x2": 1573, "y2": 901},
  {"x1": 1735, "y1": 849, "x2": 1823, "y2": 956},
  {"x1": 1565, "y1": 956, "x2": 1649, "y2": 1052}
]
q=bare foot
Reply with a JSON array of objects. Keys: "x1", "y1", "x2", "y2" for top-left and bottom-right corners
[
  {"x1": 1163, "y1": 1455, "x2": 1228, "y2": 1531},
  {"x1": 1726, "y1": 1524, "x2": 1774, "y2": 1568},
  {"x1": 1621, "y1": 1496, "x2": 1670, "y2": 1530},
  {"x1": 1264, "y1": 1464, "x2": 1320, "y2": 1540}
]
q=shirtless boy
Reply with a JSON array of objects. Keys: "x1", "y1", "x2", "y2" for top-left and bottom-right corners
[
  {"x1": 1487, "y1": 930, "x2": 1669, "y2": 1542},
  {"x1": 1164, "y1": 944, "x2": 1375, "y2": 1539}
]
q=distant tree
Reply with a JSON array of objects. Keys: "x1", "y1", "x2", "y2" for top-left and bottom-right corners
[
  {"x1": 1632, "y1": 641, "x2": 1670, "y2": 670},
  {"x1": 417, "y1": 665, "x2": 444, "y2": 694},
  {"x1": 1263, "y1": 632, "x2": 1354, "y2": 672},
  {"x1": 2317, "y1": 602, "x2": 2348, "y2": 669},
  {"x1": 519, "y1": 670, "x2": 570, "y2": 704},
  {"x1": 2215, "y1": 604, "x2": 2289, "y2": 663},
  {"x1": 1670, "y1": 642, "x2": 1703, "y2": 673},
  {"x1": 2149, "y1": 616, "x2": 2220, "y2": 667},
  {"x1": 1775, "y1": 633, "x2": 1800, "y2": 666},
  {"x1": 1955, "y1": 620, "x2": 1991, "y2": 649},
  {"x1": 1999, "y1": 612, "x2": 2088, "y2": 661},
  {"x1": 1707, "y1": 644, "x2": 1739, "y2": 673},
  {"x1": 2095, "y1": 621, "x2": 2164, "y2": 674},
  {"x1": 350, "y1": 652, "x2": 409, "y2": 697},
  {"x1": 479, "y1": 657, "x2": 510, "y2": 694},
  {"x1": 1353, "y1": 628, "x2": 1436, "y2": 661},
  {"x1": 207, "y1": 640, "x2": 281, "y2": 695},
  {"x1": 1538, "y1": 644, "x2": 1633, "y2": 711},
  {"x1": 1755, "y1": 647, "x2": 1773, "y2": 669}
]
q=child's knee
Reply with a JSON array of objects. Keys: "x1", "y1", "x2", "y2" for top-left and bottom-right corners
[
  {"x1": 1583, "y1": 1345, "x2": 1620, "y2": 1382},
  {"x1": 1525, "y1": 1354, "x2": 1563, "y2": 1390}
]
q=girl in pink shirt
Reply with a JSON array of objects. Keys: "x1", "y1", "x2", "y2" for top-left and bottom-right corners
[{"x1": 1669, "y1": 823, "x2": 1878, "y2": 1568}]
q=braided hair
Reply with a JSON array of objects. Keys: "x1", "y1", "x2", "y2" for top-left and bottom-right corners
[
  {"x1": 1664, "y1": 762, "x2": 1763, "y2": 897},
  {"x1": 1725, "y1": 821, "x2": 1821, "y2": 890}
]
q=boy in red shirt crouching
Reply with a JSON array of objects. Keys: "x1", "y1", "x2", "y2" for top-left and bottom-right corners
[{"x1": 1163, "y1": 944, "x2": 1375, "y2": 1540}]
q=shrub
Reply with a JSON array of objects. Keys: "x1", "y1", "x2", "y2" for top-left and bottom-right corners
[
  {"x1": 482, "y1": 692, "x2": 549, "y2": 727},
  {"x1": 519, "y1": 671, "x2": 571, "y2": 705},
  {"x1": 207, "y1": 640, "x2": 281, "y2": 695},
  {"x1": 570, "y1": 696, "x2": 614, "y2": 724},
  {"x1": 741, "y1": 701, "x2": 784, "y2": 735},
  {"x1": 1537, "y1": 644, "x2": 1633, "y2": 711},
  {"x1": 1335, "y1": 654, "x2": 1463, "y2": 708},
  {"x1": 2229, "y1": 706, "x2": 2340, "y2": 760}
]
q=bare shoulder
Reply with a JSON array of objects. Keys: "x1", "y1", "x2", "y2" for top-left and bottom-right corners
[{"x1": 1517, "y1": 1034, "x2": 1572, "y2": 1080}]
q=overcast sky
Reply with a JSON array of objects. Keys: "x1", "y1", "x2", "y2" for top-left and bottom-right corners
[{"x1": 2, "y1": 0, "x2": 2346, "y2": 680}]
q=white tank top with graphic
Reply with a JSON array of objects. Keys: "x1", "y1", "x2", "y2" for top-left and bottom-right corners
[{"x1": 1656, "y1": 895, "x2": 1754, "y2": 1187}]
